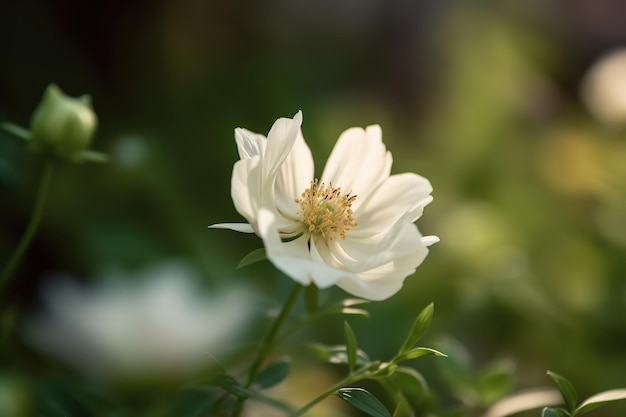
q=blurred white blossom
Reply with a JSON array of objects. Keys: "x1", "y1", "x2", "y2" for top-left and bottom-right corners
[
  {"x1": 581, "y1": 48, "x2": 626, "y2": 125},
  {"x1": 25, "y1": 261, "x2": 257, "y2": 380},
  {"x1": 211, "y1": 112, "x2": 437, "y2": 301}
]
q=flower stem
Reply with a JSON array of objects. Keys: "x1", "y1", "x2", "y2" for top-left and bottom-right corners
[
  {"x1": 0, "y1": 160, "x2": 54, "y2": 296},
  {"x1": 291, "y1": 369, "x2": 369, "y2": 416},
  {"x1": 231, "y1": 283, "x2": 303, "y2": 417}
]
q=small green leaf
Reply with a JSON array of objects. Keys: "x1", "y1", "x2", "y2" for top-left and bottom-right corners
[
  {"x1": 254, "y1": 358, "x2": 291, "y2": 389},
  {"x1": 236, "y1": 248, "x2": 266, "y2": 269},
  {"x1": 547, "y1": 371, "x2": 578, "y2": 412},
  {"x1": 336, "y1": 388, "x2": 392, "y2": 417},
  {"x1": 542, "y1": 407, "x2": 570, "y2": 417},
  {"x1": 344, "y1": 321, "x2": 358, "y2": 373},
  {"x1": 398, "y1": 303, "x2": 434, "y2": 354},
  {"x1": 305, "y1": 284, "x2": 319, "y2": 314},
  {"x1": 308, "y1": 343, "x2": 370, "y2": 367},
  {"x1": 1, "y1": 122, "x2": 31, "y2": 141},
  {"x1": 215, "y1": 374, "x2": 248, "y2": 399},
  {"x1": 394, "y1": 347, "x2": 446, "y2": 363},
  {"x1": 575, "y1": 388, "x2": 626, "y2": 416}
]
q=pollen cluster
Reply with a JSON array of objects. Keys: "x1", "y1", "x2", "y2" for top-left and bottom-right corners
[{"x1": 296, "y1": 179, "x2": 357, "y2": 240}]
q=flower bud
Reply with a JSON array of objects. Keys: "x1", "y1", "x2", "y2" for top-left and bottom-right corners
[{"x1": 29, "y1": 84, "x2": 98, "y2": 161}]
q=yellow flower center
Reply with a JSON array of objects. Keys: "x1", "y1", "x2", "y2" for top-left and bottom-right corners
[{"x1": 295, "y1": 179, "x2": 357, "y2": 240}]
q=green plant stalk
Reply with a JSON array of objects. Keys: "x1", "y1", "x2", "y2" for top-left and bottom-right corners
[
  {"x1": 291, "y1": 367, "x2": 373, "y2": 417},
  {"x1": 231, "y1": 283, "x2": 303, "y2": 417},
  {"x1": 0, "y1": 160, "x2": 54, "y2": 294}
]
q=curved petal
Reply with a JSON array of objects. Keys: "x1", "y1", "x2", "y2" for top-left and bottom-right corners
[
  {"x1": 335, "y1": 223, "x2": 430, "y2": 300},
  {"x1": 320, "y1": 125, "x2": 392, "y2": 210},
  {"x1": 257, "y1": 209, "x2": 353, "y2": 289},
  {"x1": 231, "y1": 156, "x2": 261, "y2": 225},
  {"x1": 208, "y1": 223, "x2": 256, "y2": 233},
  {"x1": 421, "y1": 235, "x2": 440, "y2": 246},
  {"x1": 235, "y1": 128, "x2": 266, "y2": 159},
  {"x1": 274, "y1": 129, "x2": 314, "y2": 222},
  {"x1": 336, "y1": 253, "x2": 424, "y2": 301},
  {"x1": 262, "y1": 111, "x2": 303, "y2": 180},
  {"x1": 351, "y1": 173, "x2": 433, "y2": 238}
]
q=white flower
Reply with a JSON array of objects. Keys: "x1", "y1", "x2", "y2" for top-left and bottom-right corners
[
  {"x1": 211, "y1": 112, "x2": 438, "y2": 301},
  {"x1": 25, "y1": 262, "x2": 257, "y2": 380},
  {"x1": 581, "y1": 48, "x2": 626, "y2": 125}
]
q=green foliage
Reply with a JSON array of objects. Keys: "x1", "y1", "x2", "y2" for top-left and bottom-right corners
[
  {"x1": 336, "y1": 388, "x2": 392, "y2": 417},
  {"x1": 236, "y1": 247, "x2": 266, "y2": 269},
  {"x1": 543, "y1": 407, "x2": 569, "y2": 417},
  {"x1": 575, "y1": 389, "x2": 626, "y2": 415},
  {"x1": 394, "y1": 347, "x2": 446, "y2": 363},
  {"x1": 344, "y1": 321, "x2": 358, "y2": 373},
  {"x1": 308, "y1": 343, "x2": 371, "y2": 367},
  {"x1": 547, "y1": 371, "x2": 578, "y2": 412},
  {"x1": 254, "y1": 358, "x2": 291, "y2": 389},
  {"x1": 543, "y1": 371, "x2": 626, "y2": 417},
  {"x1": 398, "y1": 302, "x2": 434, "y2": 355}
]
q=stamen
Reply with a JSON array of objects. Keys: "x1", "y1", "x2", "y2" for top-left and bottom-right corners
[{"x1": 295, "y1": 179, "x2": 357, "y2": 240}]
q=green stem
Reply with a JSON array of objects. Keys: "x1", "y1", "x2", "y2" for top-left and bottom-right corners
[
  {"x1": 291, "y1": 368, "x2": 370, "y2": 417},
  {"x1": 231, "y1": 283, "x2": 303, "y2": 417},
  {"x1": 0, "y1": 160, "x2": 54, "y2": 295}
]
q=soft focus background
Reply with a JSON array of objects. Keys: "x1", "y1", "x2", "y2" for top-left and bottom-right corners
[{"x1": 1, "y1": 0, "x2": 626, "y2": 416}]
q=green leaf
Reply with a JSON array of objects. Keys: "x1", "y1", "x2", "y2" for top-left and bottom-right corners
[
  {"x1": 336, "y1": 388, "x2": 392, "y2": 417},
  {"x1": 254, "y1": 358, "x2": 291, "y2": 389},
  {"x1": 476, "y1": 359, "x2": 516, "y2": 405},
  {"x1": 542, "y1": 407, "x2": 570, "y2": 417},
  {"x1": 308, "y1": 343, "x2": 370, "y2": 367},
  {"x1": 394, "y1": 367, "x2": 430, "y2": 400},
  {"x1": 575, "y1": 388, "x2": 626, "y2": 416},
  {"x1": 215, "y1": 374, "x2": 249, "y2": 399},
  {"x1": 547, "y1": 371, "x2": 578, "y2": 412},
  {"x1": 304, "y1": 284, "x2": 319, "y2": 314},
  {"x1": 394, "y1": 347, "x2": 446, "y2": 363},
  {"x1": 236, "y1": 248, "x2": 266, "y2": 269},
  {"x1": 1, "y1": 122, "x2": 31, "y2": 141},
  {"x1": 398, "y1": 303, "x2": 434, "y2": 354},
  {"x1": 344, "y1": 321, "x2": 358, "y2": 373}
]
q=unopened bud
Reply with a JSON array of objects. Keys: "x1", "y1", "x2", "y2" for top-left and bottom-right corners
[{"x1": 29, "y1": 84, "x2": 98, "y2": 161}]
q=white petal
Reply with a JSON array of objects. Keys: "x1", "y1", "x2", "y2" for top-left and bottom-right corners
[
  {"x1": 235, "y1": 128, "x2": 266, "y2": 159},
  {"x1": 421, "y1": 235, "x2": 440, "y2": 246},
  {"x1": 336, "y1": 253, "x2": 423, "y2": 301},
  {"x1": 257, "y1": 209, "x2": 353, "y2": 289},
  {"x1": 231, "y1": 156, "x2": 261, "y2": 224},
  {"x1": 262, "y1": 111, "x2": 303, "y2": 180},
  {"x1": 335, "y1": 224, "x2": 430, "y2": 300},
  {"x1": 351, "y1": 173, "x2": 433, "y2": 237},
  {"x1": 208, "y1": 223, "x2": 255, "y2": 233},
  {"x1": 320, "y1": 124, "x2": 392, "y2": 209},
  {"x1": 274, "y1": 129, "x2": 314, "y2": 221}
]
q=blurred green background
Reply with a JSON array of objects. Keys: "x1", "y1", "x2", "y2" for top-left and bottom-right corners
[{"x1": 1, "y1": 0, "x2": 626, "y2": 416}]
